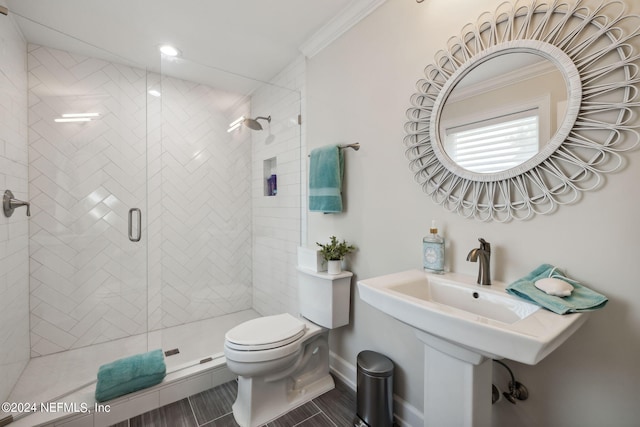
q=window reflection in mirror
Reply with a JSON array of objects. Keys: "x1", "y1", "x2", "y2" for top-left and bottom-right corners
[
  {"x1": 444, "y1": 110, "x2": 539, "y2": 173},
  {"x1": 438, "y1": 52, "x2": 567, "y2": 174}
]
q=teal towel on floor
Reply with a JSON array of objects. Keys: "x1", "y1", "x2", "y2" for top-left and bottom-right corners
[
  {"x1": 506, "y1": 264, "x2": 608, "y2": 315},
  {"x1": 95, "y1": 349, "x2": 166, "y2": 402},
  {"x1": 309, "y1": 145, "x2": 344, "y2": 213}
]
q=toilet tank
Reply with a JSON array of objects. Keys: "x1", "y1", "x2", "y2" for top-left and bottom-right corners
[{"x1": 297, "y1": 267, "x2": 353, "y2": 329}]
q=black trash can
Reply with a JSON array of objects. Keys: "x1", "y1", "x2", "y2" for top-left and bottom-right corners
[{"x1": 354, "y1": 350, "x2": 394, "y2": 427}]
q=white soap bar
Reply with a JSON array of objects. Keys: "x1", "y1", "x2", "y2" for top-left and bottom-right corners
[{"x1": 534, "y1": 277, "x2": 574, "y2": 297}]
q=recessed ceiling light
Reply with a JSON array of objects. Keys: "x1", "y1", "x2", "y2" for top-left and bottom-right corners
[{"x1": 159, "y1": 44, "x2": 180, "y2": 57}]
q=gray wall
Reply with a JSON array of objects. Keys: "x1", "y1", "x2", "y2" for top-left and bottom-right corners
[{"x1": 307, "y1": 0, "x2": 640, "y2": 425}]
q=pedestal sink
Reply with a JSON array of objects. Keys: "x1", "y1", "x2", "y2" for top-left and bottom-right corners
[{"x1": 357, "y1": 270, "x2": 589, "y2": 427}]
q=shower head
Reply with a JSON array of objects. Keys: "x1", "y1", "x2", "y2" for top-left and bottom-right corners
[{"x1": 243, "y1": 116, "x2": 271, "y2": 130}]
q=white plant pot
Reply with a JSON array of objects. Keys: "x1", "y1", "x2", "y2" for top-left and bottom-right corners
[{"x1": 327, "y1": 260, "x2": 342, "y2": 275}]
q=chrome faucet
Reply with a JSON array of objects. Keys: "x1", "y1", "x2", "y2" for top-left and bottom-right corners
[{"x1": 467, "y1": 238, "x2": 491, "y2": 286}]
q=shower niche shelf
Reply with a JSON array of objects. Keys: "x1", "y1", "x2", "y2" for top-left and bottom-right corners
[{"x1": 264, "y1": 157, "x2": 277, "y2": 197}]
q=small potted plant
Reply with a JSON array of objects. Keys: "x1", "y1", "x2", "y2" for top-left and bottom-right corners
[{"x1": 316, "y1": 236, "x2": 356, "y2": 274}]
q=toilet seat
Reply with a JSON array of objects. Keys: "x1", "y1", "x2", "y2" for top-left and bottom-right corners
[{"x1": 225, "y1": 313, "x2": 307, "y2": 351}]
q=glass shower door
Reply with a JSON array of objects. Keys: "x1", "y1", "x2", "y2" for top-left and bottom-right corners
[
  {"x1": 152, "y1": 53, "x2": 303, "y2": 370},
  {"x1": 25, "y1": 44, "x2": 150, "y2": 403}
]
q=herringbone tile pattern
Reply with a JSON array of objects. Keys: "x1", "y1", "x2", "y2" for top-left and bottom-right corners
[
  {"x1": 27, "y1": 45, "x2": 253, "y2": 356},
  {"x1": 250, "y1": 58, "x2": 304, "y2": 318},
  {"x1": 0, "y1": 15, "x2": 30, "y2": 402},
  {"x1": 154, "y1": 74, "x2": 252, "y2": 329},
  {"x1": 28, "y1": 45, "x2": 148, "y2": 357}
]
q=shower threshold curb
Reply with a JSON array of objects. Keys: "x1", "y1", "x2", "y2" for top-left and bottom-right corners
[{"x1": 7, "y1": 353, "x2": 234, "y2": 427}]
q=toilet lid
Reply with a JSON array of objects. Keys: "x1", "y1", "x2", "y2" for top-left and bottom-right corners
[{"x1": 225, "y1": 313, "x2": 307, "y2": 351}]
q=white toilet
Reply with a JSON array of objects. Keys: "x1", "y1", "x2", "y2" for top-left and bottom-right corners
[{"x1": 224, "y1": 268, "x2": 353, "y2": 427}]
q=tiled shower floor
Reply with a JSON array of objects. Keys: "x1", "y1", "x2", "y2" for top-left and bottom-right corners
[
  {"x1": 111, "y1": 376, "x2": 357, "y2": 427},
  {"x1": 9, "y1": 310, "x2": 260, "y2": 406}
]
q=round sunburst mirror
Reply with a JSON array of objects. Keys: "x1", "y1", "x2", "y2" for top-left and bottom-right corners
[{"x1": 404, "y1": 0, "x2": 640, "y2": 221}]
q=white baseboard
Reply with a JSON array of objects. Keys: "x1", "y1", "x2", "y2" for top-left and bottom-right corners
[
  {"x1": 329, "y1": 350, "x2": 357, "y2": 389},
  {"x1": 329, "y1": 351, "x2": 423, "y2": 427}
]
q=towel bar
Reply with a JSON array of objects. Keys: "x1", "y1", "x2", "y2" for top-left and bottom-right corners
[
  {"x1": 339, "y1": 142, "x2": 360, "y2": 151},
  {"x1": 307, "y1": 143, "x2": 359, "y2": 157}
]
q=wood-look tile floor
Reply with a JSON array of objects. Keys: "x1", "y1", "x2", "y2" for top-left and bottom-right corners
[{"x1": 111, "y1": 375, "x2": 357, "y2": 427}]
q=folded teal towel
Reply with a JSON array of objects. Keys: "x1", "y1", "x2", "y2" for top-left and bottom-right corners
[
  {"x1": 95, "y1": 349, "x2": 166, "y2": 402},
  {"x1": 309, "y1": 145, "x2": 344, "y2": 213},
  {"x1": 506, "y1": 264, "x2": 608, "y2": 315}
]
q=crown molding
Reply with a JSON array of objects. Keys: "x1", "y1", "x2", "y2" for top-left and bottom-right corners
[{"x1": 300, "y1": 0, "x2": 387, "y2": 58}]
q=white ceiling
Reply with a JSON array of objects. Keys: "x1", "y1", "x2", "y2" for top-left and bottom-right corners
[{"x1": 6, "y1": 0, "x2": 378, "y2": 95}]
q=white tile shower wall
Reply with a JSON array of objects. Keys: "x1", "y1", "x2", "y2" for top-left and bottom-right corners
[
  {"x1": 27, "y1": 45, "x2": 254, "y2": 354},
  {"x1": 155, "y1": 75, "x2": 252, "y2": 328},
  {"x1": 27, "y1": 45, "x2": 148, "y2": 356},
  {"x1": 0, "y1": 11, "x2": 30, "y2": 402},
  {"x1": 146, "y1": 71, "x2": 163, "y2": 332},
  {"x1": 251, "y1": 55, "x2": 306, "y2": 317}
]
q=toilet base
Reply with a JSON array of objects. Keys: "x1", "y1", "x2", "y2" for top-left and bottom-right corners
[
  {"x1": 232, "y1": 373, "x2": 334, "y2": 427},
  {"x1": 230, "y1": 332, "x2": 334, "y2": 427}
]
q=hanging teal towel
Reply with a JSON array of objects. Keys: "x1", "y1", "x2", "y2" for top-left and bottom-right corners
[
  {"x1": 506, "y1": 264, "x2": 608, "y2": 315},
  {"x1": 95, "y1": 349, "x2": 166, "y2": 402},
  {"x1": 309, "y1": 145, "x2": 344, "y2": 213}
]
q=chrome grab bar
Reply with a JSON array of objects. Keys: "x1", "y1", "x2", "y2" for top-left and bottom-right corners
[{"x1": 128, "y1": 208, "x2": 141, "y2": 242}]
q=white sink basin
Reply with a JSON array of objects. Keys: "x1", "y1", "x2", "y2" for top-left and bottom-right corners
[
  {"x1": 391, "y1": 277, "x2": 540, "y2": 324},
  {"x1": 358, "y1": 269, "x2": 589, "y2": 365}
]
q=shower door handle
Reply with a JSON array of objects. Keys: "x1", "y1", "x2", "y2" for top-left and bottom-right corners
[{"x1": 128, "y1": 208, "x2": 141, "y2": 242}]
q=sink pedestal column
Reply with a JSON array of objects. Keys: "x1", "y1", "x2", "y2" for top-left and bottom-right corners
[{"x1": 416, "y1": 331, "x2": 493, "y2": 427}]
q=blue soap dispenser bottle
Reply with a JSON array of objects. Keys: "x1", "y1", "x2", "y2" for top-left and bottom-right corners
[{"x1": 423, "y1": 220, "x2": 445, "y2": 274}]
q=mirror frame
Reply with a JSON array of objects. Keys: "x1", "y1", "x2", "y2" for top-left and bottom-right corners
[
  {"x1": 431, "y1": 41, "x2": 581, "y2": 182},
  {"x1": 404, "y1": 0, "x2": 640, "y2": 221}
]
